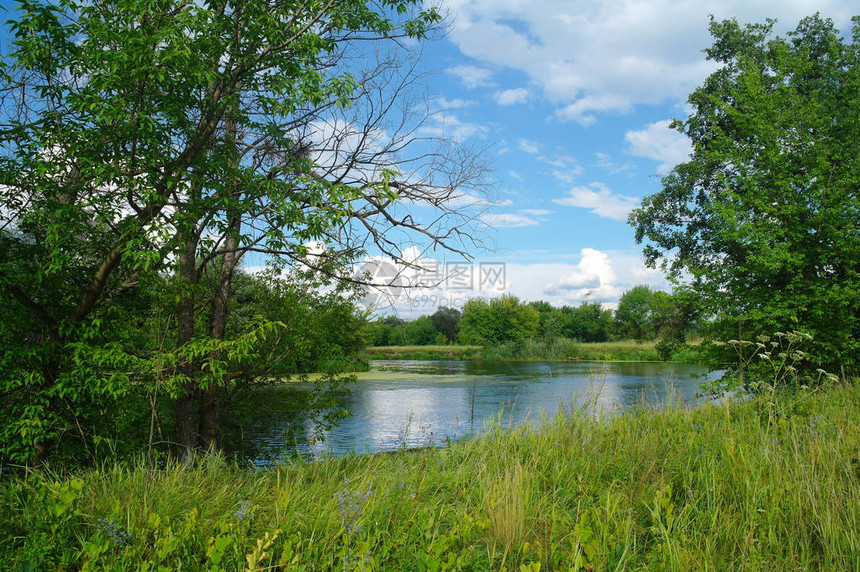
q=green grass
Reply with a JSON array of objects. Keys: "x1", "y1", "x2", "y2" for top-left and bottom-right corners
[
  {"x1": 3, "y1": 382, "x2": 859, "y2": 570},
  {"x1": 480, "y1": 339, "x2": 666, "y2": 362},
  {"x1": 365, "y1": 345, "x2": 484, "y2": 360},
  {"x1": 368, "y1": 339, "x2": 706, "y2": 363}
]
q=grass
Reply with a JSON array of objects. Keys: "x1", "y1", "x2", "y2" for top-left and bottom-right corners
[
  {"x1": 480, "y1": 339, "x2": 666, "y2": 362},
  {"x1": 367, "y1": 339, "x2": 705, "y2": 363},
  {"x1": 365, "y1": 345, "x2": 484, "y2": 360},
  {"x1": 2, "y1": 382, "x2": 859, "y2": 570}
]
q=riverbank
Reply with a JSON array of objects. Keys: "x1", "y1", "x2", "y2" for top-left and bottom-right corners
[
  {"x1": 367, "y1": 339, "x2": 705, "y2": 364},
  {"x1": 365, "y1": 344, "x2": 484, "y2": 360},
  {"x1": 3, "y1": 382, "x2": 858, "y2": 570}
]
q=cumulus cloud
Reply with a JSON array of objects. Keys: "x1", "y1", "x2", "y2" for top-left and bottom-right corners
[
  {"x1": 554, "y1": 94, "x2": 631, "y2": 124},
  {"x1": 552, "y1": 182, "x2": 638, "y2": 221},
  {"x1": 625, "y1": 119, "x2": 692, "y2": 174},
  {"x1": 537, "y1": 248, "x2": 672, "y2": 306},
  {"x1": 494, "y1": 87, "x2": 530, "y2": 105},
  {"x1": 540, "y1": 249, "x2": 623, "y2": 302},
  {"x1": 517, "y1": 138, "x2": 541, "y2": 154},
  {"x1": 361, "y1": 248, "x2": 674, "y2": 316},
  {"x1": 552, "y1": 248, "x2": 616, "y2": 287},
  {"x1": 447, "y1": 64, "x2": 496, "y2": 89},
  {"x1": 443, "y1": 0, "x2": 856, "y2": 121}
]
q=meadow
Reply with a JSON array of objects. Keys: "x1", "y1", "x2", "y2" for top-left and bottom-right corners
[{"x1": 2, "y1": 381, "x2": 858, "y2": 570}]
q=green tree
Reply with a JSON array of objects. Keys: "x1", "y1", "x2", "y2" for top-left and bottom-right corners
[
  {"x1": 564, "y1": 302, "x2": 613, "y2": 342},
  {"x1": 614, "y1": 285, "x2": 660, "y2": 341},
  {"x1": 631, "y1": 15, "x2": 860, "y2": 378},
  {"x1": 363, "y1": 316, "x2": 406, "y2": 347},
  {"x1": 0, "y1": 0, "x2": 483, "y2": 463},
  {"x1": 458, "y1": 296, "x2": 539, "y2": 345},
  {"x1": 402, "y1": 315, "x2": 439, "y2": 345},
  {"x1": 428, "y1": 306, "x2": 461, "y2": 342}
]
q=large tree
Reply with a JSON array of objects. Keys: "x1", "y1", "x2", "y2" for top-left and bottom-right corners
[
  {"x1": 631, "y1": 14, "x2": 860, "y2": 380},
  {"x1": 0, "y1": 0, "x2": 485, "y2": 463}
]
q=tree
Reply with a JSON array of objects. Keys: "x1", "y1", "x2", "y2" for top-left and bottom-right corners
[
  {"x1": 614, "y1": 286, "x2": 660, "y2": 341},
  {"x1": 458, "y1": 296, "x2": 540, "y2": 345},
  {"x1": 428, "y1": 306, "x2": 461, "y2": 342},
  {"x1": 564, "y1": 302, "x2": 613, "y2": 342},
  {"x1": 0, "y1": 0, "x2": 486, "y2": 463},
  {"x1": 363, "y1": 316, "x2": 406, "y2": 347},
  {"x1": 631, "y1": 14, "x2": 860, "y2": 379}
]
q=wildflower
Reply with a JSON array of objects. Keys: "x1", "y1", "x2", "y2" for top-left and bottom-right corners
[
  {"x1": 98, "y1": 517, "x2": 132, "y2": 548},
  {"x1": 235, "y1": 499, "x2": 254, "y2": 521}
]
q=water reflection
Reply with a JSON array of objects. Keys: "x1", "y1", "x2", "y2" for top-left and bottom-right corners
[{"x1": 236, "y1": 360, "x2": 708, "y2": 465}]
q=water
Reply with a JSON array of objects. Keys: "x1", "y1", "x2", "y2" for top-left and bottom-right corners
[{"x1": 238, "y1": 360, "x2": 709, "y2": 465}]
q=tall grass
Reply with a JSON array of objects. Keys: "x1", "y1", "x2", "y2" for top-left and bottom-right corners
[
  {"x1": 481, "y1": 338, "x2": 667, "y2": 362},
  {"x1": 366, "y1": 339, "x2": 706, "y2": 363},
  {"x1": 2, "y1": 382, "x2": 858, "y2": 570},
  {"x1": 364, "y1": 345, "x2": 484, "y2": 361}
]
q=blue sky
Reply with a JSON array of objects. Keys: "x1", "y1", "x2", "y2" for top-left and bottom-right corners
[
  {"x1": 1, "y1": 1, "x2": 856, "y2": 316},
  {"x1": 364, "y1": 0, "x2": 857, "y2": 316}
]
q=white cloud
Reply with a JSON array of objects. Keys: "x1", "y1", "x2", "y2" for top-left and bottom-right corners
[
  {"x1": 531, "y1": 248, "x2": 672, "y2": 306},
  {"x1": 625, "y1": 119, "x2": 692, "y2": 174},
  {"x1": 554, "y1": 94, "x2": 632, "y2": 124},
  {"x1": 432, "y1": 96, "x2": 475, "y2": 110},
  {"x1": 419, "y1": 111, "x2": 489, "y2": 141},
  {"x1": 543, "y1": 248, "x2": 619, "y2": 301},
  {"x1": 443, "y1": 1, "x2": 856, "y2": 121},
  {"x1": 552, "y1": 182, "x2": 638, "y2": 221},
  {"x1": 443, "y1": 191, "x2": 509, "y2": 209},
  {"x1": 517, "y1": 138, "x2": 540, "y2": 154},
  {"x1": 360, "y1": 248, "x2": 674, "y2": 316},
  {"x1": 480, "y1": 212, "x2": 540, "y2": 227},
  {"x1": 494, "y1": 87, "x2": 530, "y2": 105},
  {"x1": 594, "y1": 151, "x2": 633, "y2": 175},
  {"x1": 520, "y1": 208, "x2": 553, "y2": 216},
  {"x1": 447, "y1": 64, "x2": 496, "y2": 89},
  {"x1": 550, "y1": 169, "x2": 577, "y2": 184},
  {"x1": 543, "y1": 153, "x2": 583, "y2": 183}
]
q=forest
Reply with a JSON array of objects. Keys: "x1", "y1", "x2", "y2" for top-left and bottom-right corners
[{"x1": 363, "y1": 285, "x2": 698, "y2": 361}]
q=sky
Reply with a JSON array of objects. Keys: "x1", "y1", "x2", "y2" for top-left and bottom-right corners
[
  {"x1": 0, "y1": 0, "x2": 855, "y2": 318},
  {"x1": 357, "y1": 0, "x2": 857, "y2": 317}
]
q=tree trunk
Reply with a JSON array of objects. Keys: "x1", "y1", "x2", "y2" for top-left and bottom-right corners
[
  {"x1": 198, "y1": 109, "x2": 242, "y2": 454},
  {"x1": 174, "y1": 228, "x2": 200, "y2": 464}
]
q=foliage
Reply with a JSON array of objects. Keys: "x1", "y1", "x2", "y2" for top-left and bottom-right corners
[
  {"x1": 480, "y1": 339, "x2": 665, "y2": 363},
  {"x1": 0, "y1": 0, "x2": 483, "y2": 463},
  {"x1": 458, "y1": 296, "x2": 540, "y2": 345},
  {"x1": 3, "y1": 381, "x2": 859, "y2": 570},
  {"x1": 631, "y1": 14, "x2": 860, "y2": 377},
  {"x1": 234, "y1": 271, "x2": 367, "y2": 375},
  {"x1": 704, "y1": 331, "x2": 840, "y2": 397},
  {"x1": 561, "y1": 302, "x2": 614, "y2": 343},
  {"x1": 613, "y1": 285, "x2": 661, "y2": 341},
  {"x1": 428, "y1": 307, "x2": 462, "y2": 342},
  {"x1": 364, "y1": 290, "x2": 703, "y2": 363}
]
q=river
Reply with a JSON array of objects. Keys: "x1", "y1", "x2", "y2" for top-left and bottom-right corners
[{"x1": 236, "y1": 359, "x2": 709, "y2": 465}]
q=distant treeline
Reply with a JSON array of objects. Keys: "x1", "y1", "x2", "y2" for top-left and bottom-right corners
[{"x1": 364, "y1": 285, "x2": 701, "y2": 358}]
